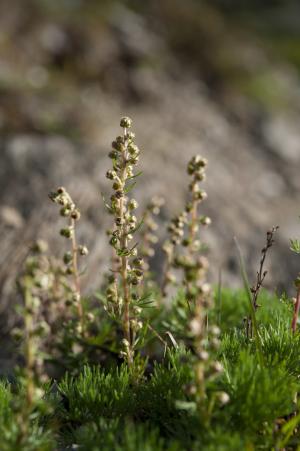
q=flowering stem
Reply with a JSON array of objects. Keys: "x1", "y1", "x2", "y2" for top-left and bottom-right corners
[
  {"x1": 70, "y1": 218, "x2": 85, "y2": 335},
  {"x1": 24, "y1": 282, "x2": 34, "y2": 410},
  {"x1": 120, "y1": 127, "x2": 132, "y2": 365},
  {"x1": 189, "y1": 200, "x2": 198, "y2": 251}
]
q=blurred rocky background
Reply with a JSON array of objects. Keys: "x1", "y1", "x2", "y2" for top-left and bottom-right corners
[{"x1": 1, "y1": 0, "x2": 300, "y2": 336}]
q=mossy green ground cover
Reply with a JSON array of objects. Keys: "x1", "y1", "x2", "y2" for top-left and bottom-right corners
[{"x1": 1, "y1": 289, "x2": 299, "y2": 450}]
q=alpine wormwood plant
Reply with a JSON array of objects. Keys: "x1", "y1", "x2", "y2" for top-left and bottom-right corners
[
  {"x1": 162, "y1": 155, "x2": 211, "y2": 301},
  {"x1": 244, "y1": 226, "x2": 279, "y2": 338},
  {"x1": 105, "y1": 117, "x2": 144, "y2": 366},
  {"x1": 12, "y1": 252, "x2": 51, "y2": 447},
  {"x1": 49, "y1": 187, "x2": 88, "y2": 336},
  {"x1": 189, "y1": 307, "x2": 229, "y2": 424}
]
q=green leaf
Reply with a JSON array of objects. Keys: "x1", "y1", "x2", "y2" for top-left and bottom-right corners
[
  {"x1": 175, "y1": 400, "x2": 197, "y2": 412},
  {"x1": 124, "y1": 181, "x2": 136, "y2": 194},
  {"x1": 127, "y1": 170, "x2": 143, "y2": 180},
  {"x1": 290, "y1": 239, "x2": 300, "y2": 254},
  {"x1": 101, "y1": 192, "x2": 113, "y2": 214},
  {"x1": 130, "y1": 215, "x2": 145, "y2": 234},
  {"x1": 136, "y1": 292, "x2": 156, "y2": 308},
  {"x1": 117, "y1": 243, "x2": 139, "y2": 257}
]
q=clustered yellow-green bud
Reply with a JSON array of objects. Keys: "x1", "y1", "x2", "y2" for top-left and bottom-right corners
[
  {"x1": 162, "y1": 156, "x2": 210, "y2": 298},
  {"x1": 49, "y1": 187, "x2": 88, "y2": 335},
  {"x1": 105, "y1": 117, "x2": 144, "y2": 366}
]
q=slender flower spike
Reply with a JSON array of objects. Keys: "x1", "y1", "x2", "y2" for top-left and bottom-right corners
[
  {"x1": 49, "y1": 187, "x2": 87, "y2": 336},
  {"x1": 105, "y1": 117, "x2": 144, "y2": 367},
  {"x1": 162, "y1": 155, "x2": 210, "y2": 298}
]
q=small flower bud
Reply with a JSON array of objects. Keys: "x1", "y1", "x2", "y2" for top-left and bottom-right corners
[
  {"x1": 112, "y1": 140, "x2": 125, "y2": 152},
  {"x1": 115, "y1": 217, "x2": 124, "y2": 226},
  {"x1": 211, "y1": 361, "x2": 223, "y2": 374},
  {"x1": 194, "y1": 190, "x2": 207, "y2": 201},
  {"x1": 122, "y1": 338, "x2": 130, "y2": 348},
  {"x1": 190, "y1": 318, "x2": 202, "y2": 336},
  {"x1": 11, "y1": 328, "x2": 23, "y2": 340},
  {"x1": 217, "y1": 391, "x2": 230, "y2": 405},
  {"x1": 128, "y1": 199, "x2": 138, "y2": 210},
  {"x1": 127, "y1": 131, "x2": 135, "y2": 140},
  {"x1": 60, "y1": 227, "x2": 73, "y2": 239},
  {"x1": 86, "y1": 312, "x2": 95, "y2": 322},
  {"x1": 120, "y1": 116, "x2": 132, "y2": 128},
  {"x1": 66, "y1": 267, "x2": 74, "y2": 275},
  {"x1": 210, "y1": 337, "x2": 220, "y2": 350},
  {"x1": 31, "y1": 239, "x2": 48, "y2": 254},
  {"x1": 79, "y1": 245, "x2": 89, "y2": 256},
  {"x1": 35, "y1": 321, "x2": 50, "y2": 336},
  {"x1": 63, "y1": 252, "x2": 73, "y2": 264},
  {"x1": 200, "y1": 216, "x2": 211, "y2": 226},
  {"x1": 210, "y1": 325, "x2": 221, "y2": 336},
  {"x1": 112, "y1": 181, "x2": 122, "y2": 191},
  {"x1": 133, "y1": 257, "x2": 144, "y2": 268},
  {"x1": 133, "y1": 268, "x2": 143, "y2": 277},
  {"x1": 60, "y1": 207, "x2": 71, "y2": 217},
  {"x1": 129, "y1": 156, "x2": 139, "y2": 165},
  {"x1": 106, "y1": 170, "x2": 117, "y2": 180},
  {"x1": 115, "y1": 190, "x2": 124, "y2": 199},
  {"x1": 109, "y1": 236, "x2": 118, "y2": 246},
  {"x1": 128, "y1": 144, "x2": 139, "y2": 156},
  {"x1": 72, "y1": 292, "x2": 80, "y2": 303},
  {"x1": 199, "y1": 351, "x2": 209, "y2": 361},
  {"x1": 130, "y1": 275, "x2": 139, "y2": 285},
  {"x1": 71, "y1": 209, "x2": 81, "y2": 221},
  {"x1": 109, "y1": 150, "x2": 118, "y2": 159}
]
